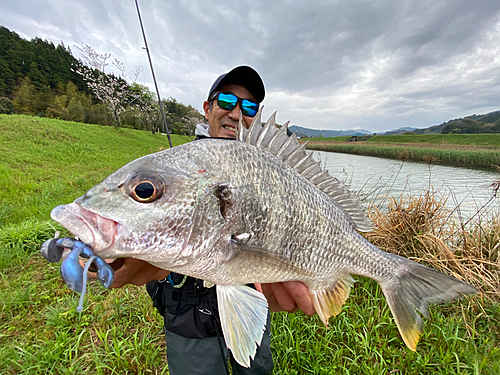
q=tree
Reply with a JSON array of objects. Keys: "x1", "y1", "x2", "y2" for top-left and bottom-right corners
[
  {"x1": 72, "y1": 44, "x2": 144, "y2": 127},
  {"x1": 162, "y1": 97, "x2": 204, "y2": 135},
  {"x1": 127, "y1": 82, "x2": 159, "y2": 133},
  {"x1": 0, "y1": 96, "x2": 16, "y2": 114},
  {"x1": 12, "y1": 77, "x2": 39, "y2": 115},
  {"x1": 46, "y1": 81, "x2": 93, "y2": 122}
]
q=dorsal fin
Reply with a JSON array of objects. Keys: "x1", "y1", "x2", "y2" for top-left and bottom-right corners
[{"x1": 237, "y1": 109, "x2": 372, "y2": 232}]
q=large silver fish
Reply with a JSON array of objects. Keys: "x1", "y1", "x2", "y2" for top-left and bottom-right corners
[{"x1": 50, "y1": 110, "x2": 476, "y2": 367}]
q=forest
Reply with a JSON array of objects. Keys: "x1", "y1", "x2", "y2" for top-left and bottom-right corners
[{"x1": 0, "y1": 26, "x2": 204, "y2": 135}]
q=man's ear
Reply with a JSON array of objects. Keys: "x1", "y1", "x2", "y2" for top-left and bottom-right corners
[{"x1": 203, "y1": 101, "x2": 210, "y2": 120}]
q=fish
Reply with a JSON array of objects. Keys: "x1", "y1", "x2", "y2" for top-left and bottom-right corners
[{"x1": 49, "y1": 109, "x2": 477, "y2": 367}]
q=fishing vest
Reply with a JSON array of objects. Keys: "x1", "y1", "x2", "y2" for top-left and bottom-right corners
[{"x1": 146, "y1": 273, "x2": 222, "y2": 339}]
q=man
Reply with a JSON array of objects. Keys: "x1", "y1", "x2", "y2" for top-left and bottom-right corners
[{"x1": 97, "y1": 66, "x2": 315, "y2": 374}]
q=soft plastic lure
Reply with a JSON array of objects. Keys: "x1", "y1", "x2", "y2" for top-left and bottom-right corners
[{"x1": 41, "y1": 237, "x2": 114, "y2": 312}]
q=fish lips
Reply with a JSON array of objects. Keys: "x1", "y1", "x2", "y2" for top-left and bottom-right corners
[{"x1": 50, "y1": 202, "x2": 118, "y2": 252}]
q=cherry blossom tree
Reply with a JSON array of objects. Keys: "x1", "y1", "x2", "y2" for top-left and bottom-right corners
[{"x1": 72, "y1": 44, "x2": 152, "y2": 127}]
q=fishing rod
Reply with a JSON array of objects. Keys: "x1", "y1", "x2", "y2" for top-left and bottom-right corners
[{"x1": 135, "y1": 0, "x2": 173, "y2": 148}]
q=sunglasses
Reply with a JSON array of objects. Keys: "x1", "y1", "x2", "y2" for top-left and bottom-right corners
[{"x1": 212, "y1": 92, "x2": 259, "y2": 117}]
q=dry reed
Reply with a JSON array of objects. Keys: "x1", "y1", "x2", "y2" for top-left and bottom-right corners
[{"x1": 365, "y1": 190, "x2": 500, "y2": 301}]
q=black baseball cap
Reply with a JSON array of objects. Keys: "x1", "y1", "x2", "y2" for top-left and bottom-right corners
[{"x1": 207, "y1": 66, "x2": 265, "y2": 103}]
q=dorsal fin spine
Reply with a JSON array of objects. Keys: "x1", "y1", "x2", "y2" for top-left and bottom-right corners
[
  {"x1": 246, "y1": 110, "x2": 263, "y2": 144},
  {"x1": 285, "y1": 141, "x2": 309, "y2": 164},
  {"x1": 276, "y1": 132, "x2": 296, "y2": 158},
  {"x1": 309, "y1": 170, "x2": 330, "y2": 183},
  {"x1": 256, "y1": 112, "x2": 276, "y2": 147},
  {"x1": 293, "y1": 152, "x2": 314, "y2": 169},
  {"x1": 266, "y1": 123, "x2": 288, "y2": 150},
  {"x1": 301, "y1": 160, "x2": 322, "y2": 175},
  {"x1": 316, "y1": 177, "x2": 338, "y2": 188},
  {"x1": 240, "y1": 111, "x2": 372, "y2": 232}
]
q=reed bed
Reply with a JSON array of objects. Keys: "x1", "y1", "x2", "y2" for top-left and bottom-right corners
[
  {"x1": 365, "y1": 189, "x2": 500, "y2": 301},
  {"x1": 307, "y1": 143, "x2": 500, "y2": 169}
]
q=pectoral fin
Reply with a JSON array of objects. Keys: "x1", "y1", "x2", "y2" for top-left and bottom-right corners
[{"x1": 217, "y1": 285, "x2": 268, "y2": 368}]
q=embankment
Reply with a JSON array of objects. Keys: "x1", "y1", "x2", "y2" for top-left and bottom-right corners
[{"x1": 306, "y1": 142, "x2": 500, "y2": 170}]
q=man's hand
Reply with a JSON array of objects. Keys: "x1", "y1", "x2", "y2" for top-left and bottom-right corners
[
  {"x1": 86, "y1": 257, "x2": 170, "y2": 288},
  {"x1": 85, "y1": 257, "x2": 316, "y2": 315},
  {"x1": 258, "y1": 281, "x2": 316, "y2": 316}
]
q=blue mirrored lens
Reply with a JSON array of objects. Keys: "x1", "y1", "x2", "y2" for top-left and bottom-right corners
[
  {"x1": 217, "y1": 93, "x2": 237, "y2": 110},
  {"x1": 242, "y1": 100, "x2": 258, "y2": 117}
]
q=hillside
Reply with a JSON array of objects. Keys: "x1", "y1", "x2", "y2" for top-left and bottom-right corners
[
  {"x1": 0, "y1": 26, "x2": 203, "y2": 134},
  {"x1": 289, "y1": 125, "x2": 371, "y2": 138},
  {"x1": 413, "y1": 110, "x2": 500, "y2": 134}
]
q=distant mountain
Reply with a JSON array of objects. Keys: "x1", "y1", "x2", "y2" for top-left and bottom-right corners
[
  {"x1": 382, "y1": 127, "x2": 418, "y2": 135},
  {"x1": 413, "y1": 110, "x2": 500, "y2": 134},
  {"x1": 289, "y1": 125, "x2": 371, "y2": 138},
  {"x1": 476, "y1": 110, "x2": 500, "y2": 124},
  {"x1": 288, "y1": 110, "x2": 500, "y2": 138}
]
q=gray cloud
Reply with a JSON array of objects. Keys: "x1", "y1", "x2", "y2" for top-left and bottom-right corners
[{"x1": 1, "y1": 0, "x2": 499, "y2": 132}]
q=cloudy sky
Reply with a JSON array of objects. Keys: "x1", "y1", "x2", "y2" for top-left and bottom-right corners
[{"x1": 1, "y1": 0, "x2": 500, "y2": 132}]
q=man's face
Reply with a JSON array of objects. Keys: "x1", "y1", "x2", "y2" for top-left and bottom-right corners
[{"x1": 203, "y1": 84, "x2": 257, "y2": 138}]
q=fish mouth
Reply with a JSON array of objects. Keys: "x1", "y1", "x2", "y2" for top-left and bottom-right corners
[{"x1": 50, "y1": 203, "x2": 118, "y2": 252}]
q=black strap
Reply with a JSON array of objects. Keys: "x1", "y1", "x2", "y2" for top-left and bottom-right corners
[{"x1": 207, "y1": 292, "x2": 230, "y2": 375}]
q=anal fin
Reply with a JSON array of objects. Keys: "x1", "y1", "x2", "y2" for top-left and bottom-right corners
[
  {"x1": 310, "y1": 274, "x2": 354, "y2": 326},
  {"x1": 217, "y1": 285, "x2": 268, "y2": 368}
]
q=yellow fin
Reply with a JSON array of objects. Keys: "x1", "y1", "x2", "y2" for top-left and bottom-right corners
[
  {"x1": 310, "y1": 274, "x2": 354, "y2": 326},
  {"x1": 379, "y1": 255, "x2": 476, "y2": 351}
]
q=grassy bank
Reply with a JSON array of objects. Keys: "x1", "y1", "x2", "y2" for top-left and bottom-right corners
[
  {"x1": 305, "y1": 133, "x2": 500, "y2": 169},
  {"x1": 1, "y1": 115, "x2": 499, "y2": 374},
  {"x1": 312, "y1": 134, "x2": 500, "y2": 147},
  {"x1": 0, "y1": 114, "x2": 191, "y2": 226},
  {"x1": 307, "y1": 143, "x2": 500, "y2": 169}
]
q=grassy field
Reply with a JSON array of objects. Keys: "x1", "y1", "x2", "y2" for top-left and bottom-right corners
[
  {"x1": 305, "y1": 134, "x2": 500, "y2": 169},
  {"x1": 311, "y1": 134, "x2": 500, "y2": 147},
  {"x1": 1, "y1": 114, "x2": 499, "y2": 374}
]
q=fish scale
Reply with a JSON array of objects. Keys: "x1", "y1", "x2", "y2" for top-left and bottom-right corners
[{"x1": 48, "y1": 109, "x2": 477, "y2": 368}]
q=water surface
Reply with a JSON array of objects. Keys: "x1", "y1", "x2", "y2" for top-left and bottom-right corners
[{"x1": 312, "y1": 150, "x2": 500, "y2": 217}]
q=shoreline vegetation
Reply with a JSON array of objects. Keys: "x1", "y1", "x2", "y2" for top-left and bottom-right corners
[
  {"x1": 304, "y1": 134, "x2": 500, "y2": 170},
  {"x1": 1, "y1": 115, "x2": 499, "y2": 374}
]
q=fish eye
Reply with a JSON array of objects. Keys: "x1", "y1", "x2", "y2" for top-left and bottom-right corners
[
  {"x1": 127, "y1": 173, "x2": 165, "y2": 203},
  {"x1": 133, "y1": 181, "x2": 156, "y2": 202}
]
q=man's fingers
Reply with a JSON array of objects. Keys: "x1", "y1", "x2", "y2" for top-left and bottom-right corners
[
  {"x1": 261, "y1": 281, "x2": 316, "y2": 315},
  {"x1": 281, "y1": 281, "x2": 316, "y2": 316},
  {"x1": 254, "y1": 283, "x2": 263, "y2": 294},
  {"x1": 260, "y1": 283, "x2": 283, "y2": 312},
  {"x1": 265, "y1": 283, "x2": 298, "y2": 312},
  {"x1": 79, "y1": 257, "x2": 170, "y2": 288},
  {"x1": 109, "y1": 258, "x2": 171, "y2": 288}
]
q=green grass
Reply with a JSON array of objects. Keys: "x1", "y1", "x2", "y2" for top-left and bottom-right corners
[
  {"x1": 0, "y1": 114, "x2": 191, "y2": 226},
  {"x1": 271, "y1": 280, "x2": 500, "y2": 375},
  {"x1": 365, "y1": 134, "x2": 500, "y2": 147},
  {"x1": 1, "y1": 114, "x2": 499, "y2": 374},
  {"x1": 312, "y1": 133, "x2": 500, "y2": 147},
  {"x1": 308, "y1": 136, "x2": 352, "y2": 143},
  {"x1": 305, "y1": 133, "x2": 500, "y2": 169},
  {"x1": 307, "y1": 143, "x2": 500, "y2": 169}
]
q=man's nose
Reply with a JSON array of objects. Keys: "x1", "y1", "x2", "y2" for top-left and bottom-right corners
[{"x1": 228, "y1": 104, "x2": 241, "y2": 120}]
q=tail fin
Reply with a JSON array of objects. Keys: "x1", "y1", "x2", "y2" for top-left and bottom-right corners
[{"x1": 379, "y1": 257, "x2": 477, "y2": 350}]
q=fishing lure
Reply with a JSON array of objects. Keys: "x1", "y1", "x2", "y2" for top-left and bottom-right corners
[{"x1": 41, "y1": 237, "x2": 114, "y2": 312}]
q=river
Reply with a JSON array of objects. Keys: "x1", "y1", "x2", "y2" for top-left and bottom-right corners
[{"x1": 312, "y1": 150, "x2": 500, "y2": 218}]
